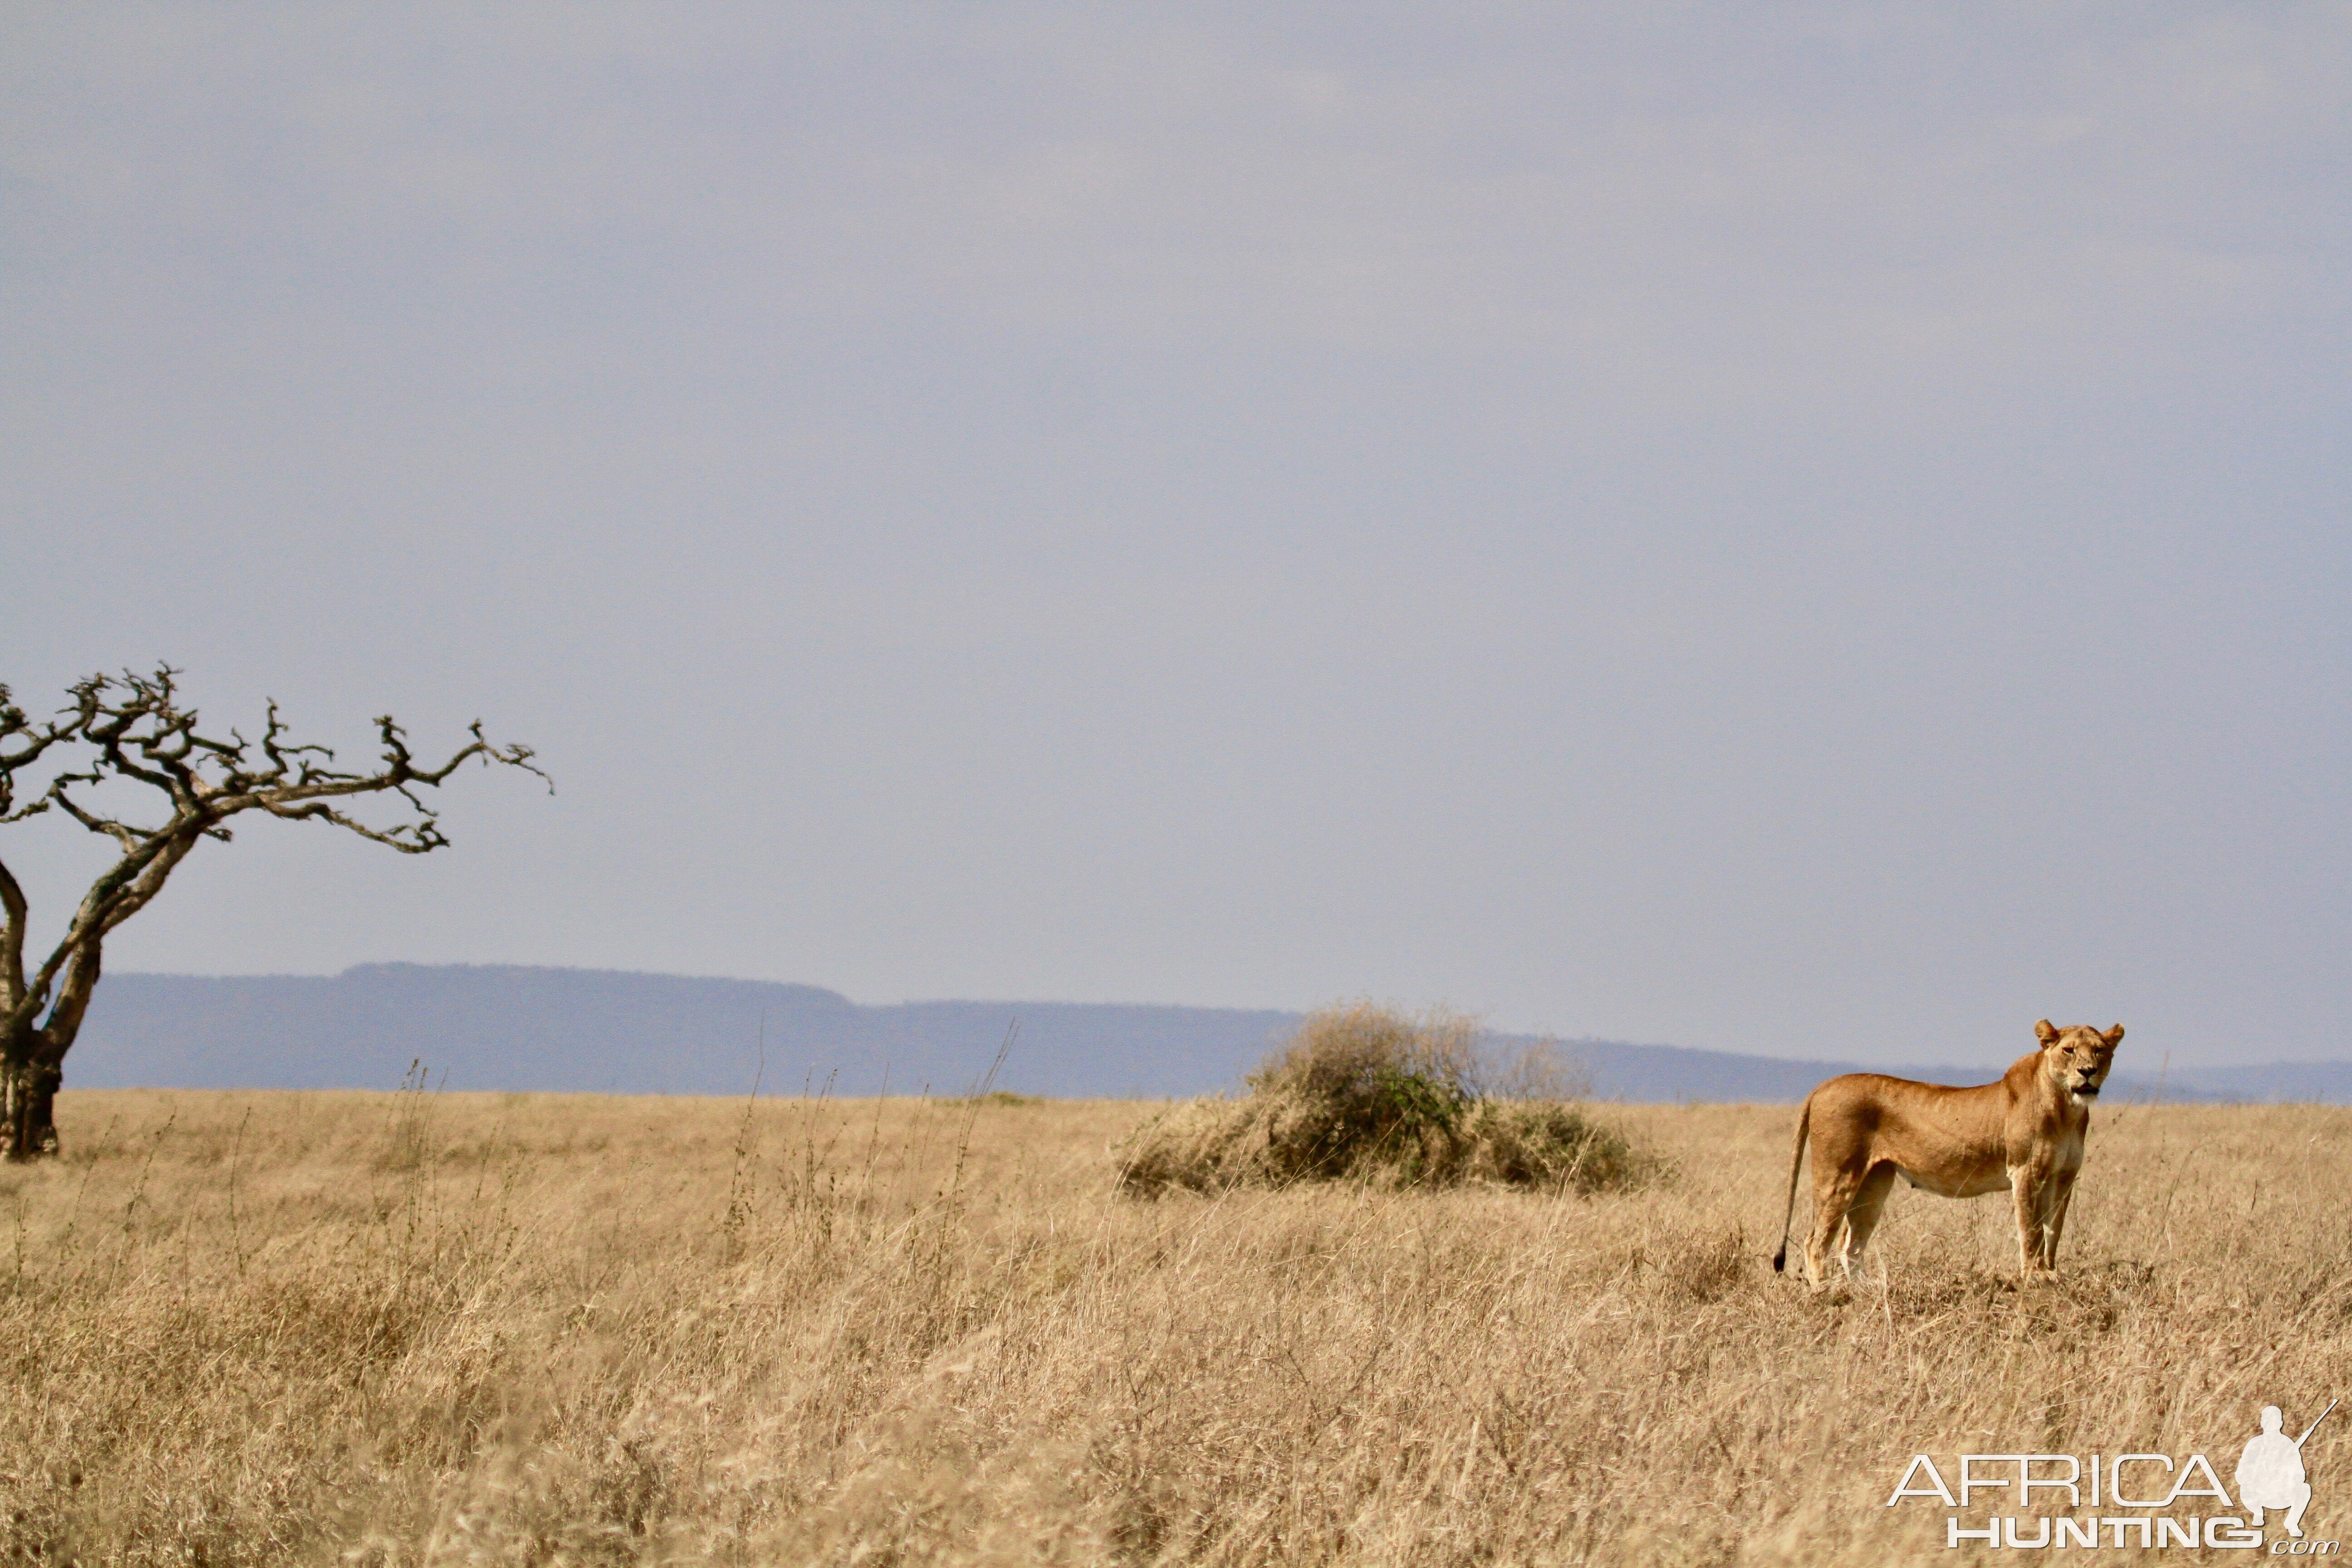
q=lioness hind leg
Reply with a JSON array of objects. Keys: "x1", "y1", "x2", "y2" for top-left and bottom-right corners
[
  {"x1": 1805, "y1": 1170, "x2": 1867, "y2": 1290},
  {"x1": 1840, "y1": 1164, "x2": 1899, "y2": 1279}
]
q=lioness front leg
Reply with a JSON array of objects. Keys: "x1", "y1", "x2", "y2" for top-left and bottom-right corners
[
  {"x1": 2042, "y1": 1174, "x2": 2078, "y2": 1271},
  {"x1": 2011, "y1": 1170, "x2": 2056, "y2": 1279}
]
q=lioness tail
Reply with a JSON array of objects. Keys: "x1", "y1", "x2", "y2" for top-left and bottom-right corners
[{"x1": 1772, "y1": 1096, "x2": 1811, "y2": 1274}]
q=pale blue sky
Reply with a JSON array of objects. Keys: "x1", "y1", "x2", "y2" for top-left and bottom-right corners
[{"x1": 5, "y1": 5, "x2": 2347, "y2": 1066}]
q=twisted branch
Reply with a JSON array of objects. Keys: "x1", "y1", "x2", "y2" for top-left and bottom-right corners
[{"x1": 0, "y1": 667, "x2": 550, "y2": 1059}]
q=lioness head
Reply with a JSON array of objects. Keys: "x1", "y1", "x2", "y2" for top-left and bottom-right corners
[{"x1": 2034, "y1": 1019, "x2": 2124, "y2": 1104}]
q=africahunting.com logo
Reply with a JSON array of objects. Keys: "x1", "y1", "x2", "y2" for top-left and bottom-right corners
[{"x1": 1888, "y1": 1401, "x2": 2337, "y2": 1553}]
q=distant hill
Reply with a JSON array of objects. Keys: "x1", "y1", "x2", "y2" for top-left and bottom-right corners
[
  {"x1": 69, "y1": 965, "x2": 1294, "y2": 1099},
  {"x1": 59, "y1": 964, "x2": 2340, "y2": 1103}
]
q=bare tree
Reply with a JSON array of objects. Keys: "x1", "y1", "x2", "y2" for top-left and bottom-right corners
[{"x1": 0, "y1": 667, "x2": 548, "y2": 1159}]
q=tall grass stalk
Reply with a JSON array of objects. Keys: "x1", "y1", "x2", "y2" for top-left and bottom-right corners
[{"x1": 0, "y1": 1088, "x2": 2342, "y2": 1564}]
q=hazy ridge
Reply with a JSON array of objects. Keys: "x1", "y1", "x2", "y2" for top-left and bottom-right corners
[{"x1": 61, "y1": 963, "x2": 2338, "y2": 1103}]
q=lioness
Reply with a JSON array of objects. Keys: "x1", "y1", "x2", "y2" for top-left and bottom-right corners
[{"x1": 1771, "y1": 1020, "x2": 2124, "y2": 1288}]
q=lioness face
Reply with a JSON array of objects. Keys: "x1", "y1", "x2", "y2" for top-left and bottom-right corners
[{"x1": 2034, "y1": 1020, "x2": 2124, "y2": 1104}]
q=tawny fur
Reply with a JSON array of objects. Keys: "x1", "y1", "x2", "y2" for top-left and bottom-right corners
[{"x1": 1772, "y1": 1020, "x2": 2124, "y2": 1288}]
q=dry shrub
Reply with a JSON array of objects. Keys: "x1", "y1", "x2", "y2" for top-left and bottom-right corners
[
  {"x1": 1455, "y1": 1098, "x2": 1664, "y2": 1191},
  {"x1": 1479, "y1": 1035, "x2": 1593, "y2": 1102},
  {"x1": 1117, "y1": 1002, "x2": 1661, "y2": 1196}
]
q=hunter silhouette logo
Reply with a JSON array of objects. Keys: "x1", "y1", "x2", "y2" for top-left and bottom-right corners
[
  {"x1": 2242, "y1": 1401, "x2": 2335, "y2": 1540},
  {"x1": 1886, "y1": 1398, "x2": 2338, "y2": 1551}
]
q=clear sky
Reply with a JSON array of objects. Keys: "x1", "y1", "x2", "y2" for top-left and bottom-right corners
[{"x1": 5, "y1": 5, "x2": 2347, "y2": 1067}]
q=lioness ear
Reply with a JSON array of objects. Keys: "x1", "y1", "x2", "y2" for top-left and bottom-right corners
[
  {"x1": 2103, "y1": 1024, "x2": 2125, "y2": 1047},
  {"x1": 2034, "y1": 1019, "x2": 2059, "y2": 1046}
]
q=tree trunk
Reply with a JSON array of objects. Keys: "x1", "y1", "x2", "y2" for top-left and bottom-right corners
[
  {"x1": 0, "y1": 1055, "x2": 60, "y2": 1161},
  {"x1": 2, "y1": 943, "x2": 94, "y2": 1161}
]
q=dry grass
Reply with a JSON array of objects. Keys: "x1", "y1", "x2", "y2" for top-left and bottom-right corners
[{"x1": 1, "y1": 1084, "x2": 2347, "y2": 1564}]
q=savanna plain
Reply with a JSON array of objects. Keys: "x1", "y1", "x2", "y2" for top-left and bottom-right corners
[{"x1": 1, "y1": 1082, "x2": 2345, "y2": 1565}]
